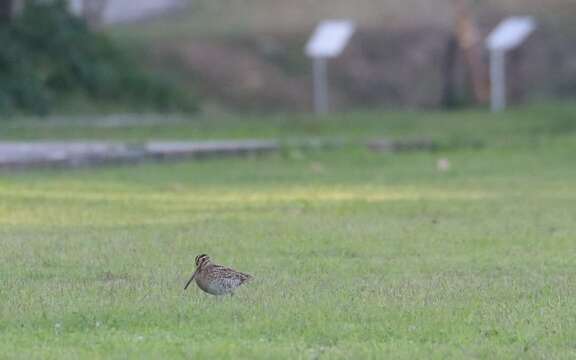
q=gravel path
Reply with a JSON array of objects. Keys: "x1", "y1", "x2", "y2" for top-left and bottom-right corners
[{"x1": 0, "y1": 138, "x2": 441, "y2": 169}]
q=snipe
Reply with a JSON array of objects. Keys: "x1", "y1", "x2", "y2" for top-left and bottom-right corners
[{"x1": 184, "y1": 254, "x2": 252, "y2": 296}]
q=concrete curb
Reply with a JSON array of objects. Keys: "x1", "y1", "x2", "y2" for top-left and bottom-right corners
[{"x1": 0, "y1": 137, "x2": 451, "y2": 170}]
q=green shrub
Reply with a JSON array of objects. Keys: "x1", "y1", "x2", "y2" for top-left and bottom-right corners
[{"x1": 0, "y1": 0, "x2": 198, "y2": 116}]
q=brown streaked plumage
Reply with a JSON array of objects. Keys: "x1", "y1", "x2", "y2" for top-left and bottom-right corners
[{"x1": 184, "y1": 254, "x2": 252, "y2": 296}]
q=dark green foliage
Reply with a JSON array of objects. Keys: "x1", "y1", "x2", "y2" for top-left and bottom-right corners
[{"x1": 0, "y1": 0, "x2": 197, "y2": 116}]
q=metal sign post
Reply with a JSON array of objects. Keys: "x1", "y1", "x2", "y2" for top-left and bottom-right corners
[
  {"x1": 306, "y1": 20, "x2": 355, "y2": 115},
  {"x1": 489, "y1": 49, "x2": 506, "y2": 112},
  {"x1": 486, "y1": 17, "x2": 536, "y2": 112},
  {"x1": 312, "y1": 57, "x2": 329, "y2": 114}
]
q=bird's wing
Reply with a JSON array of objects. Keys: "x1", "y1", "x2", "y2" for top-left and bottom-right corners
[{"x1": 212, "y1": 265, "x2": 252, "y2": 283}]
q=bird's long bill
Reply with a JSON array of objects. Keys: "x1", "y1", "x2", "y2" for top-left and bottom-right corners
[{"x1": 184, "y1": 269, "x2": 198, "y2": 290}]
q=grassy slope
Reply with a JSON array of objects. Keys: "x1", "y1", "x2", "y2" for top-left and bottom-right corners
[
  {"x1": 106, "y1": 1, "x2": 576, "y2": 115},
  {"x1": 1, "y1": 107, "x2": 576, "y2": 358},
  {"x1": 110, "y1": 0, "x2": 571, "y2": 41}
]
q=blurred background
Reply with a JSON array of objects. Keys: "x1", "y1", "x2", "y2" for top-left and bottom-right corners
[{"x1": 0, "y1": 0, "x2": 574, "y2": 117}]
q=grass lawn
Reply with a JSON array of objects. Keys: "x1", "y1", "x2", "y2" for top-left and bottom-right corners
[
  {"x1": 1, "y1": 106, "x2": 576, "y2": 358},
  {"x1": 2, "y1": 103, "x2": 575, "y2": 145}
]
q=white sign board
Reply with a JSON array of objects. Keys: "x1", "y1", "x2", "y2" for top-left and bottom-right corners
[
  {"x1": 486, "y1": 17, "x2": 536, "y2": 51},
  {"x1": 306, "y1": 20, "x2": 355, "y2": 58}
]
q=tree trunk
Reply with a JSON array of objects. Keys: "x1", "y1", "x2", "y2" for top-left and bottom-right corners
[
  {"x1": 441, "y1": 34, "x2": 460, "y2": 108},
  {"x1": 451, "y1": 0, "x2": 489, "y2": 105}
]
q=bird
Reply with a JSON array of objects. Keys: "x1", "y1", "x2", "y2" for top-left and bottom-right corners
[{"x1": 184, "y1": 254, "x2": 252, "y2": 296}]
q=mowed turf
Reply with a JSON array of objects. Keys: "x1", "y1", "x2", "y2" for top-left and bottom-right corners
[{"x1": 1, "y1": 109, "x2": 576, "y2": 358}]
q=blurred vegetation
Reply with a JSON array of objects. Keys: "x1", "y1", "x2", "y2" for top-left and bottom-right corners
[
  {"x1": 110, "y1": 0, "x2": 576, "y2": 113},
  {"x1": 0, "y1": 0, "x2": 198, "y2": 116},
  {"x1": 111, "y1": 0, "x2": 573, "y2": 40}
]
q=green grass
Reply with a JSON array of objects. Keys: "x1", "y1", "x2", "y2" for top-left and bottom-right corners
[
  {"x1": 1, "y1": 107, "x2": 576, "y2": 358},
  {"x1": 2, "y1": 103, "x2": 576, "y2": 146}
]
